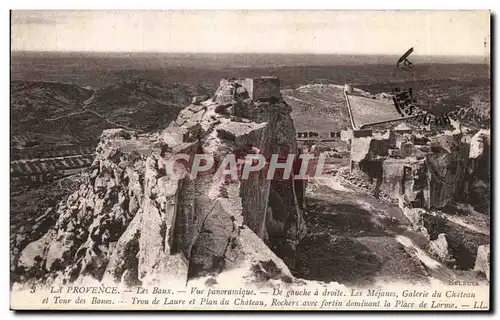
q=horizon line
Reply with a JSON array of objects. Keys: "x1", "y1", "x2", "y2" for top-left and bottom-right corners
[{"x1": 10, "y1": 50, "x2": 487, "y2": 58}]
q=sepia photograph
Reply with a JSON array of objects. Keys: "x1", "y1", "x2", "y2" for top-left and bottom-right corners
[{"x1": 9, "y1": 9, "x2": 491, "y2": 311}]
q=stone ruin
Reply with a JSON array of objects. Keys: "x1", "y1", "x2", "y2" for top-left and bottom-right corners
[
  {"x1": 347, "y1": 123, "x2": 490, "y2": 274},
  {"x1": 348, "y1": 125, "x2": 490, "y2": 210},
  {"x1": 15, "y1": 77, "x2": 307, "y2": 287}
]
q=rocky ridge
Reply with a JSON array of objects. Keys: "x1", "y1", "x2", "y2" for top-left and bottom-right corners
[{"x1": 15, "y1": 78, "x2": 308, "y2": 288}]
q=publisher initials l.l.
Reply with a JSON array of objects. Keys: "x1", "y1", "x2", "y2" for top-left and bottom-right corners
[{"x1": 473, "y1": 301, "x2": 488, "y2": 309}]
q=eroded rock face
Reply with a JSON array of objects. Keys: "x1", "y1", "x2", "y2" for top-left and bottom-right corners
[
  {"x1": 16, "y1": 78, "x2": 306, "y2": 286},
  {"x1": 427, "y1": 134, "x2": 469, "y2": 209},
  {"x1": 463, "y1": 129, "x2": 491, "y2": 214}
]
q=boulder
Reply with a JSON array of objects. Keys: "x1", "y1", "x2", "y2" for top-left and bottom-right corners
[
  {"x1": 160, "y1": 126, "x2": 186, "y2": 147},
  {"x1": 100, "y1": 128, "x2": 133, "y2": 141},
  {"x1": 191, "y1": 95, "x2": 209, "y2": 106},
  {"x1": 216, "y1": 121, "x2": 268, "y2": 146},
  {"x1": 427, "y1": 233, "x2": 454, "y2": 263},
  {"x1": 474, "y1": 244, "x2": 490, "y2": 281},
  {"x1": 401, "y1": 207, "x2": 426, "y2": 232},
  {"x1": 17, "y1": 230, "x2": 55, "y2": 270},
  {"x1": 175, "y1": 108, "x2": 194, "y2": 126}
]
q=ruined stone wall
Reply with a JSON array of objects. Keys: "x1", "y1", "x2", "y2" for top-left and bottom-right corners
[
  {"x1": 348, "y1": 129, "x2": 473, "y2": 210},
  {"x1": 381, "y1": 158, "x2": 429, "y2": 207}
]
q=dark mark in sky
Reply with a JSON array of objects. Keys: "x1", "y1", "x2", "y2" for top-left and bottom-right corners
[{"x1": 396, "y1": 47, "x2": 415, "y2": 69}]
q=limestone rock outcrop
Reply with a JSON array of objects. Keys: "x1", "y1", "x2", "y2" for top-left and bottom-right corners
[
  {"x1": 427, "y1": 134, "x2": 468, "y2": 209},
  {"x1": 474, "y1": 244, "x2": 490, "y2": 281},
  {"x1": 463, "y1": 129, "x2": 491, "y2": 214},
  {"x1": 15, "y1": 78, "x2": 307, "y2": 287},
  {"x1": 427, "y1": 233, "x2": 455, "y2": 264}
]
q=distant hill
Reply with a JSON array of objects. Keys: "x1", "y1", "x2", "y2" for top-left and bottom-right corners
[
  {"x1": 448, "y1": 94, "x2": 491, "y2": 129},
  {"x1": 11, "y1": 81, "x2": 94, "y2": 146},
  {"x1": 11, "y1": 52, "x2": 490, "y2": 89},
  {"x1": 284, "y1": 81, "x2": 491, "y2": 134},
  {"x1": 11, "y1": 77, "x2": 490, "y2": 151},
  {"x1": 10, "y1": 79, "x2": 211, "y2": 149},
  {"x1": 85, "y1": 79, "x2": 211, "y2": 132}
]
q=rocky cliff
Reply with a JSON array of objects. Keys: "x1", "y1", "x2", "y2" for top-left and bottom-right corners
[{"x1": 15, "y1": 78, "x2": 307, "y2": 287}]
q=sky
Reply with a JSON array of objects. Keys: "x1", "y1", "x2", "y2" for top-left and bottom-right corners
[{"x1": 11, "y1": 10, "x2": 490, "y2": 56}]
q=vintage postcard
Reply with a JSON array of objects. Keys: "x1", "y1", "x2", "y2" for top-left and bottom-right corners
[{"x1": 10, "y1": 10, "x2": 491, "y2": 311}]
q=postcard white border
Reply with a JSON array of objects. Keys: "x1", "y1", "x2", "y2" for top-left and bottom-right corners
[{"x1": 2, "y1": 1, "x2": 498, "y2": 319}]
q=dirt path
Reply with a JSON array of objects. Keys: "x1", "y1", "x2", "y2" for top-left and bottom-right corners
[{"x1": 293, "y1": 177, "x2": 486, "y2": 287}]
